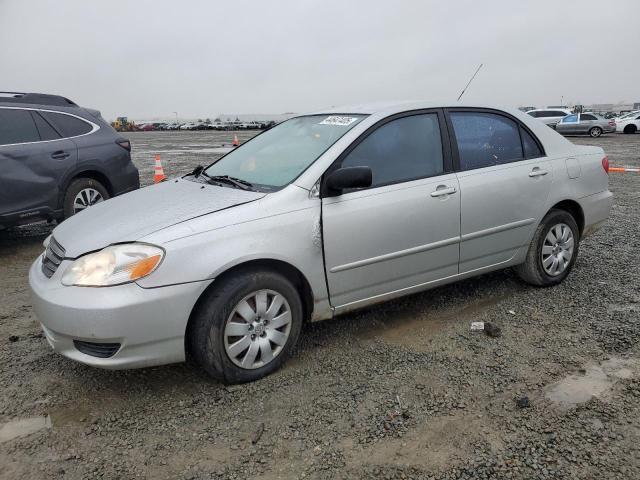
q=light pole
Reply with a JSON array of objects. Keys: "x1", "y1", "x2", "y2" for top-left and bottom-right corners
[{"x1": 173, "y1": 112, "x2": 178, "y2": 124}]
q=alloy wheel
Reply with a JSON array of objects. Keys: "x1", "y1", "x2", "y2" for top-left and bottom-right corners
[
  {"x1": 223, "y1": 289, "x2": 292, "y2": 370},
  {"x1": 590, "y1": 127, "x2": 602, "y2": 138},
  {"x1": 73, "y1": 188, "x2": 104, "y2": 213},
  {"x1": 541, "y1": 223, "x2": 574, "y2": 276}
]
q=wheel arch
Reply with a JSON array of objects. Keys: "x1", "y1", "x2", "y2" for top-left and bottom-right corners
[
  {"x1": 184, "y1": 258, "x2": 315, "y2": 355},
  {"x1": 58, "y1": 169, "x2": 114, "y2": 210},
  {"x1": 549, "y1": 200, "x2": 585, "y2": 237}
]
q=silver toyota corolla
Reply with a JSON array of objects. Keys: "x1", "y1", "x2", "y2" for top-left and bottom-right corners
[{"x1": 29, "y1": 101, "x2": 613, "y2": 383}]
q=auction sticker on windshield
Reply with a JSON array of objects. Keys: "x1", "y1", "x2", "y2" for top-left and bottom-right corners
[{"x1": 319, "y1": 116, "x2": 360, "y2": 126}]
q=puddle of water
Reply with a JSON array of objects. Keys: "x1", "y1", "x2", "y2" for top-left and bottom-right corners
[
  {"x1": 363, "y1": 294, "x2": 509, "y2": 347},
  {"x1": 0, "y1": 415, "x2": 51, "y2": 443},
  {"x1": 546, "y1": 358, "x2": 638, "y2": 409}
]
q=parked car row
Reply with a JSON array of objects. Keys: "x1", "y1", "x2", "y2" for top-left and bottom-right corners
[
  {"x1": 135, "y1": 120, "x2": 276, "y2": 132},
  {"x1": 527, "y1": 107, "x2": 639, "y2": 137}
]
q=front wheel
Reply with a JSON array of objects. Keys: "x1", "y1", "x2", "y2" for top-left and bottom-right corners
[
  {"x1": 515, "y1": 209, "x2": 580, "y2": 287},
  {"x1": 589, "y1": 127, "x2": 602, "y2": 138},
  {"x1": 188, "y1": 269, "x2": 303, "y2": 383}
]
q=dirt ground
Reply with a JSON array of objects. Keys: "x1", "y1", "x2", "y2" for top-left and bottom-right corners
[{"x1": 1, "y1": 131, "x2": 639, "y2": 479}]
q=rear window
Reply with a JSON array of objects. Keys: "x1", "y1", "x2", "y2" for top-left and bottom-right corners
[
  {"x1": 31, "y1": 112, "x2": 61, "y2": 141},
  {"x1": 41, "y1": 112, "x2": 93, "y2": 137},
  {"x1": 521, "y1": 128, "x2": 543, "y2": 158},
  {"x1": 450, "y1": 112, "x2": 524, "y2": 170},
  {"x1": 0, "y1": 108, "x2": 41, "y2": 145}
]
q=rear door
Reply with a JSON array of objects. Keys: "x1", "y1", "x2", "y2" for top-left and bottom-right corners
[
  {"x1": 446, "y1": 109, "x2": 552, "y2": 273},
  {"x1": 0, "y1": 108, "x2": 77, "y2": 221},
  {"x1": 579, "y1": 113, "x2": 597, "y2": 134},
  {"x1": 322, "y1": 111, "x2": 460, "y2": 310}
]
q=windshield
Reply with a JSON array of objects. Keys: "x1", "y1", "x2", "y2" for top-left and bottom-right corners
[{"x1": 203, "y1": 114, "x2": 366, "y2": 190}]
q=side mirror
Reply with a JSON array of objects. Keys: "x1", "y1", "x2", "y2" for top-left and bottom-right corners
[{"x1": 325, "y1": 166, "x2": 372, "y2": 193}]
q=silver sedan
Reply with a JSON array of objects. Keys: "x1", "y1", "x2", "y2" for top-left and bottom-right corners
[
  {"x1": 555, "y1": 112, "x2": 617, "y2": 137},
  {"x1": 29, "y1": 101, "x2": 613, "y2": 383}
]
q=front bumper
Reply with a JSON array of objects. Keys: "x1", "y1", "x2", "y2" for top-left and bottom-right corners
[{"x1": 29, "y1": 258, "x2": 211, "y2": 369}]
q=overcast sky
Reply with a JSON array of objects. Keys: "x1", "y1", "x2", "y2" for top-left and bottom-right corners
[{"x1": 1, "y1": 0, "x2": 638, "y2": 120}]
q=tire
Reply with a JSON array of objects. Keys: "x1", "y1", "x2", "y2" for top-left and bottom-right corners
[
  {"x1": 188, "y1": 268, "x2": 303, "y2": 383},
  {"x1": 515, "y1": 209, "x2": 580, "y2": 287},
  {"x1": 62, "y1": 178, "x2": 110, "y2": 220},
  {"x1": 623, "y1": 124, "x2": 637, "y2": 134},
  {"x1": 589, "y1": 127, "x2": 602, "y2": 138}
]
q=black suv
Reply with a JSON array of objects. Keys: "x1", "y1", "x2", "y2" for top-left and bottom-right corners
[{"x1": 0, "y1": 92, "x2": 139, "y2": 229}]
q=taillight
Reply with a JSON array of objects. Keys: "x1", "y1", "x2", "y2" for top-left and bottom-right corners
[
  {"x1": 602, "y1": 156, "x2": 609, "y2": 174},
  {"x1": 608, "y1": 120, "x2": 616, "y2": 126},
  {"x1": 116, "y1": 139, "x2": 131, "y2": 152}
]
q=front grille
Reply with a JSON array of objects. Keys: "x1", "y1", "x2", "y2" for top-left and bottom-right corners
[
  {"x1": 73, "y1": 340, "x2": 121, "y2": 358},
  {"x1": 41, "y1": 236, "x2": 65, "y2": 278}
]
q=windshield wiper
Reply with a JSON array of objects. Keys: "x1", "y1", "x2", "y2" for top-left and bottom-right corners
[{"x1": 205, "y1": 175, "x2": 254, "y2": 191}]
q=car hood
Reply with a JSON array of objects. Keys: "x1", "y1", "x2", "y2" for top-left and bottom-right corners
[{"x1": 52, "y1": 179, "x2": 265, "y2": 258}]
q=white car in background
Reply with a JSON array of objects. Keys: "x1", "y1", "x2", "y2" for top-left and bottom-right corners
[
  {"x1": 527, "y1": 108, "x2": 572, "y2": 128},
  {"x1": 615, "y1": 111, "x2": 640, "y2": 134}
]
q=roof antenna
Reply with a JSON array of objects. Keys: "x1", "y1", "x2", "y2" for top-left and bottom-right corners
[{"x1": 457, "y1": 63, "x2": 483, "y2": 102}]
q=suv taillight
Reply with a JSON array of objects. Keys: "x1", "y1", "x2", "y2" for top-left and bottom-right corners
[
  {"x1": 116, "y1": 139, "x2": 131, "y2": 152},
  {"x1": 602, "y1": 156, "x2": 609, "y2": 174}
]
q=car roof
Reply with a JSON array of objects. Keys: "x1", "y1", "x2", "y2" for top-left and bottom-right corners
[
  {"x1": 306, "y1": 100, "x2": 546, "y2": 116},
  {"x1": 0, "y1": 92, "x2": 77, "y2": 108}
]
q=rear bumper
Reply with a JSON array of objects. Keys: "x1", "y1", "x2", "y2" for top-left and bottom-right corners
[
  {"x1": 579, "y1": 190, "x2": 613, "y2": 238},
  {"x1": 29, "y1": 257, "x2": 211, "y2": 369}
]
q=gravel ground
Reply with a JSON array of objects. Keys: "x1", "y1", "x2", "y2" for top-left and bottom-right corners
[{"x1": 1, "y1": 131, "x2": 639, "y2": 479}]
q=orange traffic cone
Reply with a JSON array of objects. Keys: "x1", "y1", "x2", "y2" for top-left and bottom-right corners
[
  {"x1": 153, "y1": 154, "x2": 166, "y2": 183},
  {"x1": 232, "y1": 134, "x2": 239, "y2": 147}
]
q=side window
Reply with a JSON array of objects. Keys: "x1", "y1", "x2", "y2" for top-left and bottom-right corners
[
  {"x1": 581, "y1": 114, "x2": 597, "y2": 121},
  {"x1": 340, "y1": 113, "x2": 444, "y2": 187},
  {"x1": 0, "y1": 109, "x2": 41, "y2": 145},
  {"x1": 450, "y1": 112, "x2": 523, "y2": 170},
  {"x1": 527, "y1": 111, "x2": 539, "y2": 118},
  {"x1": 31, "y1": 112, "x2": 61, "y2": 141},
  {"x1": 551, "y1": 111, "x2": 566, "y2": 117},
  {"x1": 41, "y1": 112, "x2": 93, "y2": 137},
  {"x1": 521, "y1": 128, "x2": 543, "y2": 158},
  {"x1": 563, "y1": 114, "x2": 578, "y2": 123}
]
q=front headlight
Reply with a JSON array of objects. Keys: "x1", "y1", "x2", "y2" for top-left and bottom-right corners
[{"x1": 61, "y1": 243, "x2": 164, "y2": 287}]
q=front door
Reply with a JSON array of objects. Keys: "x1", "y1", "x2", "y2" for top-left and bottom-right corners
[
  {"x1": 322, "y1": 111, "x2": 461, "y2": 310},
  {"x1": 447, "y1": 109, "x2": 553, "y2": 273}
]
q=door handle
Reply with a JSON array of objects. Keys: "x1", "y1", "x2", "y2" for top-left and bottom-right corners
[
  {"x1": 51, "y1": 151, "x2": 70, "y2": 160},
  {"x1": 430, "y1": 186, "x2": 457, "y2": 197},
  {"x1": 529, "y1": 168, "x2": 548, "y2": 177}
]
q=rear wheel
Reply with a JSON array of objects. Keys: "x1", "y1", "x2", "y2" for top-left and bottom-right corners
[
  {"x1": 188, "y1": 269, "x2": 303, "y2": 383},
  {"x1": 515, "y1": 209, "x2": 580, "y2": 287},
  {"x1": 623, "y1": 124, "x2": 637, "y2": 134},
  {"x1": 589, "y1": 127, "x2": 602, "y2": 138},
  {"x1": 63, "y1": 178, "x2": 109, "y2": 220}
]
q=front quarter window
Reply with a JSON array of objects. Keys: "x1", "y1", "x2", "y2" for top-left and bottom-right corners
[
  {"x1": 203, "y1": 114, "x2": 365, "y2": 190},
  {"x1": 562, "y1": 114, "x2": 578, "y2": 123}
]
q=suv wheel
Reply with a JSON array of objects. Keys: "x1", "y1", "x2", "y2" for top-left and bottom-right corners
[
  {"x1": 63, "y1": 178, "x2": 110, "y2": 219},
  {"x1": 188, "y1": 269, "x2": 303, "y2": 383},
  {"x1": 589, "y1": 127, "x2": 602, "y2": 138},
  {"x1": 515, "y1": 209, "x2": 580, "y2": 287}
]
